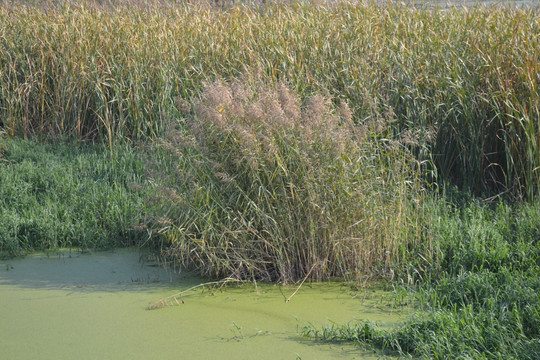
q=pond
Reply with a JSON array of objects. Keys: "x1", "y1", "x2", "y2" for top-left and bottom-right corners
[{"x1": 0, "y1": 248, "x2": 408, "y2": 359}]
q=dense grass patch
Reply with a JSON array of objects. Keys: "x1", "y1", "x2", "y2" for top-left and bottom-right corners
[
  {"x1": 0, "y1": 2, "x2": 538, "y2": 198},
  {"x1": 302, "y1": 199, "x2": 540, "y2": 359},
  {"x1": 0, "y1": 137, "x2": 150, "y2": 256}
]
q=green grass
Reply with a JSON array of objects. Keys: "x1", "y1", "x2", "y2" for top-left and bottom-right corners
[
  {"x1": 301, "y1": 198, "x2": 540, "y2": 359},
  {"x1": 0, "y1": 137, "x2": 151, "y2": 256}
]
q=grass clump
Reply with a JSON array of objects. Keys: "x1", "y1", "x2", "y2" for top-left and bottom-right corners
[
  {"x1": 151, "y1": 77, "x2": 428, "y2": 282},
  {"x1": 0, "y1": 137, "x2": 150, "y2": 256}
]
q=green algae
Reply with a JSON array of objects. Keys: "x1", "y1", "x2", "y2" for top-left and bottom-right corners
[{"x1": 0, "y1": 249, "x2": 406, "y2": 359}]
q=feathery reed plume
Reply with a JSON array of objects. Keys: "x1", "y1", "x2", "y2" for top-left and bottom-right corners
[{"x1": 154, "y1": 77, "x2": 426, "y2": 282}]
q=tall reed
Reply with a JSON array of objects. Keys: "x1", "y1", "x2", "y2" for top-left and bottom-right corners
[{"x1": 0, "y1": 2, "x2": 538, "y2": 197}]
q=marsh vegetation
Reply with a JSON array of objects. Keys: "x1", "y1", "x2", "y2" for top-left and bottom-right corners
[{"x1": 0, "y1": 1, "x2": 539, "y2": 358}]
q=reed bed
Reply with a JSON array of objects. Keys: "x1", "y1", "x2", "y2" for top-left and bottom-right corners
[{"x1": 0, "y1": 2, "x2": 538, "y2": 197}]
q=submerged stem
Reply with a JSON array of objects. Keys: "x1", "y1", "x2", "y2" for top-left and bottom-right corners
[{"x1": 147, "y1": 277, "x2": 243, "y2": 310}]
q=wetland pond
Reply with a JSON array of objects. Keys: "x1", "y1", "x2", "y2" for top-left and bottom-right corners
[{"x1": 0, "y1": 248, "x2": 407, "y2": 359}]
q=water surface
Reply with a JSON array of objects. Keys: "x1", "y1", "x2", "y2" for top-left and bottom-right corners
[{"x1": 0, "y1": 249, "x2": 407, "y2": 359}]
